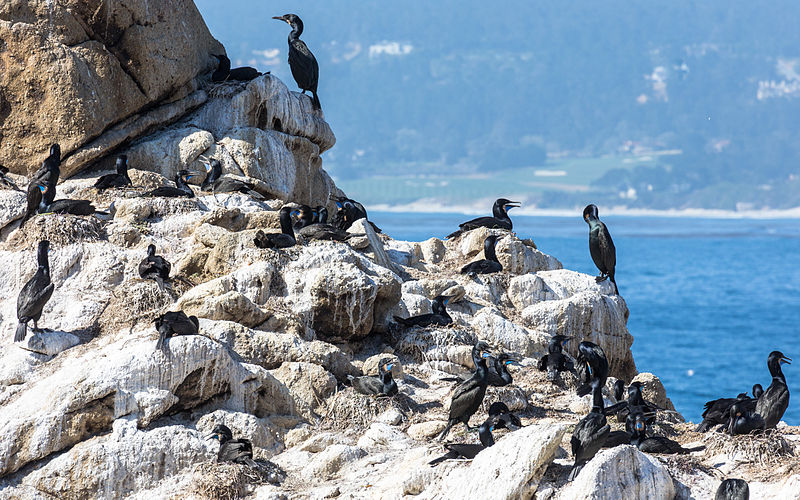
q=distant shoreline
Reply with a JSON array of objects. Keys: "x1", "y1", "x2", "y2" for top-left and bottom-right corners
[{"x1": 371, "y1": 201, "x2": 800, "y2": 219}]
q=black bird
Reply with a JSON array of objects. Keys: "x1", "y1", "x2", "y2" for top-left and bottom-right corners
[
  {"x1": 438, "y1": 344, "x2": 493, "y2": 441},
  {"x1": 715, "y1": 479, "x2": 749, "y2": 500},
  {"x1": 155, "y1": 311, "x2": 199, "y2": 352},
  {"x1": 537, "y1": 335, "x2": 577, "y2": 381},
  {"x1": 575, "y1": 341, "x2": 609, "y2": 397},
  {"x1": 569, "y1": 383, "x2": 611, "y2": 480},
  {"x1": 394, "y1": 293, "x2": 454, "y2": 328},
  {"x1": 292, "y1": 205, "x2": 315, "y2": 229},
  {"x1": 347, "y1": 359, "x2": 398, "y2": 397},
  {"x1": 601, "y1": 429, "x2": 632, "y2": 449},
  {"x1": 273, "y1": 14, "x2": 321, "y2": 110},
  {"x1": 446, "y1": 199, "x2": 520, "y2": 239},
  {"x1": 613, "y1": 379, "x2": 625, "y2": 402},
  {"x1": 20, "y1": 181, "x2": 45, "y2": 228},
  {"x1": 39, "y1": 183, "x2": 102, "y2": 216},
  {"x1": 293, "y1": 205, "x2": 361, "y2": 242},
  {"x1": 487, "y1": 401, "x2": 522, "y2": 428},
  {"x1": 139, "y1": 244, "x2": 172, "y2": 292},
  {"x1": 200, "y1": 158, "x2": 265, "y2": 200},
  {"x1": 696, "y1": 392, "x2": 752, "y2": 433},
  {"x1": 752, "y1": 383, "x2": 764, "y2": 399},
  {"x1": 211, "y1": 54, "x2": 261, "y2": 82},
  {"x1": 143, "y1": 170, "x2": 195, "y2": 198},
  {"x1": 727, "y1": 401, "x2": 765, "y2": 436},
  {"x1": 209, "y1": 424, "x2": 286, "y2": 484},
  {"x1": 95, "y1": 155, "x2": 132, "y2": 192},
  {"x1": 583, "y1": 204, "x2": 618, "y2": 295},
  {"x1": 254, "y1": 206, "x2": 296, "y2": 249},
  {"x1": 330, "y1": 196, "x2": 381, "y2": 233},
  {"x1": 31, "y1": 144, "x2": 61, "y2": 186},
  {"x1": 15, "y1": 240, "x2": 55, "y2": 342},
  {"x1": 605, "y1": 381, "x2": 659, "y2": 427},
  {"x1": 755, "y1": 350, "x2": 791, "y2": 429},
  {"x1": 629, "y1": 411, "x2": 704, "y2": 454},
  {"x1": 429, "y1": 413, "x2": 505, "y2": 466},
  {"x1": 461, "y1": 234, "x2": 503, "y2": 276},
  {"x1": 487, "y1": 353, "x2": 518, "y2": 387},
  {"x1": 0, "y1": 165, "x2": 22, "y2": 191}
]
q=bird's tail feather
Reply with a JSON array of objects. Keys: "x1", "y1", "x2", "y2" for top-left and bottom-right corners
[
  {"x1": 568, "y1": 463, "x2": 584, "y2": 481},
  {"x1": 437, "y1": 421, "x2": 454, "y2": 441},
  {"x1": 14, "y1": 322, "x2": 28, "y2": 342},
  {"x1": 156, "y1": 329, "x2": 168, "y2": 352},
  {"x1": 610, "y1": 274, "x2": 619, "y2": 295},
  {"x1": 154, "y1": 276, "x2": 166, "y2": 293},
  {"x1": 312, "y1": 92, "x2": 321, "y2": 110},
  {"x1": 682, "y1": 445, "x2": 705, "y2": 453},
  {"x1": 428, "y1": 451, "x2": 459, "y2": 466}
]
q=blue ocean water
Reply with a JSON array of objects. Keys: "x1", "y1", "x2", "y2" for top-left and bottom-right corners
[{"x1": 373, "y1": 211, "x2": 800, "y2": 425}]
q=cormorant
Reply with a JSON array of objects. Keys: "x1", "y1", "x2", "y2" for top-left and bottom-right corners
[
  {"x1": 604, "y1": 381, "x2": 659, "y2": 427},
  {"x1": 143, "y1": 170, "x2": 195, "y2": 198},
  {"x1": 487, "y1": 401, "x2": 522, "y2": 427},
  {"x1": 209, "y1": 424, "x2": 286, "y2": 484},
  {"x1": 487, "y1": 353, "x2": 518, "y2": 387},
  {"x1": 460, "y1": 234, "x2": 503, "y2": 276},
  {"x1": 727, "y1": 401, "x2": 765, "y2": 435},
  {"x1": 139, "y1": 244, "x2": 172, "y2": 292},
  {"x1": 537, "y1": 335, "x2": 576, "y2": 381},
  {"x1": 613, "y1": 379, "x2": 625, "y2": 401},
  {"x1": 273, "y1": 14, "x2": 321, "y2": 110},
  {"x1": 20, "y1": 181, "x2": 44, "y2": 228},
  {"x1": 211, "y1": 54, "x2": 261, "y2": 82},
  {"x1": 696, "y1": 384, "x2": 762, "y2": 432},
  {"x1": 253, "y1": 206, "x2": 296, "y2": 249},
  {"x1": 601, "y1": 429, "x2": 632, "y2": 449},
  {"x1": 94, "y1": 156, "x2": 132, "y2": 191},
  {"x1": 583, "y1": 204, "x2": 618, "y2": 295},
  {"x1": 446, "y1": 199, "x2": 520, "y2": 239},
  {"x1": 200, "y1": 158, "x2": 265, "y2": 200},
  {"x1": 754, "y1": 351, "x2": 791, "y2": 429},
  {"x1": 347, "y1": 359, "x2": 398, "y2": 397},
  {"x1": 752, "y1": 383, "x2": 764, "y2": 399},
  {"x1": 331, "y1": 196, "x2": 381, "y2": 232},
  {"x1": 394, "y1": 293, "x2": 454, "y2": 328},
  {"x1": 575, "y1": 341, "x2": 609, "y2": 397},
  {"x1": 629, "y1": 411, "x2": 704, "y2": 454},
  {"x1": 569, "y1": 383, "x2": 610, "y2": 480},
  {"x1": 428, "y1": 413, "x2": 502, "y2": 466},
  {"x1": 31, "y1": 144, "x2": 61, "y2": 186},
  {"x1": 39, "y1": 184, "x2": 103, "y2": 216},
  {"x1": 155, "y1": 311, "x2": 199, "y2": 352},
  {"x1": 438, "y1": 344, "x2": 493, "y2": 440},
  {"x1": 0, "y1": 165, "x2": 21, "y2": 191},
  {"x1": 15, "y1": 240, "x2": 55, "y2": 342},
  {"x1": 715, "y1": 479, "x2": 749, "y2": 500},
  {"x1": 293, "y1": 204, "x2": 362, "y2": 242}
]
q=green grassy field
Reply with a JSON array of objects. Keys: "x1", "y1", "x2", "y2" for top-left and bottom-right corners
[{"x1": 335, "y1": 154, "x2": 664, "y2": 207}]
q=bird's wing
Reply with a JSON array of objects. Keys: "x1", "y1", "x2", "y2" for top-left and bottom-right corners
[
  {"x1": 18, "y1": 277, "x2": 54, "y2": 318},
  {"x1": 598, "y1": 222, "x2": 616, "y2": 269}
]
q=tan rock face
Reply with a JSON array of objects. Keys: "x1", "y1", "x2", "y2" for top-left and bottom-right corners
[{"x1": 0, "y1": 0, "x2": 222, "y2": 175}]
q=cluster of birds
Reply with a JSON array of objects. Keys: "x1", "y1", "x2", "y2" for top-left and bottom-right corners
[{"x1": 4, "y1": 12, "x2": 789, "y2": 495}]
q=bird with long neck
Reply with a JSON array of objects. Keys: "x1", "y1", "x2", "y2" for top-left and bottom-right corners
[
  {"x1": 273, "y1": 14, "x2": 321, "y2": 110},
  {"x1": 583, "y1": 204, "x2": 618, "y2": 295},
  {"x1": 15, "y1": 240, "x2": 55, "y2": 342},
  {"x1": 254, "y1": 206, "x2": 296, "y2": 249},
  {"x1": 755, "y1": 350, "x2": 791, "y2": 428}
]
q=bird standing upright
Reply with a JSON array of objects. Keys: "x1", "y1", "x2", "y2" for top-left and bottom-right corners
[
  {"x1": 273, "y1": 14, "x2": 321, "y2": 110},
  {"x1": 583, "y1": 204, "x2": 618, "y2": 295},
  {"x1": 16, "y1": 240, "x2": 55, "y2": 342}
]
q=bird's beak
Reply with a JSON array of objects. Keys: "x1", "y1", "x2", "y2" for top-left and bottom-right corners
[
  {"x1": 505, "y1": 202, "x2": 521, "y2": 209},
  {"x1": 781, "y1": 356, "x2": 792, "y2": 365},
  {"x1": 272, "y1": 16, "x2": 287, "y2": 22},
  {"x1": 387, "y1": 363, "x2": 394, "y2": 371}
]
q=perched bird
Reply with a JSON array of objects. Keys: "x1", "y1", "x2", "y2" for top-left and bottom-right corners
[
  {"x1": 15, "y1": 240, "x2": 55, "y2": 342},
  {"x1": 138, "y1": 244, "x2": 172, "y2": 292},
  {"x1": 20, "y1": 181, "x2": 44, "y2": 228},
  {"x1": 143, "y1": 170, "x2": 195, "y2": 198},
  {"x1": 0, "y1": 165, "x2": 22, "y2": 191},
  {"x1": 438, "y1": 343, "x2": 493, "y2": 440},
  {"x1": 754, "y1": 351, "x2": 791, "y2": 429},
  {"x1": 575, "y1": 341, "x2": 609, "y2": 397},
  {"x1": 487, "y1": 401, "x2": 522, "y2": 428},
  {"x1": 394, "y1": 293, "x2": 455, "y2": 328},
  {"x1": 487, "y1": 353, "x2": 518, "y2": 387},
  {"x1": 209, "y1": 424, "x2": 286, "y2": 484},
  {"x1": 312, "y1": 206, "x2": 328, "y2": 224},
  {"x1": 155, "y1": 311, "x2": 199, "y2": 352},
  {"x1": 605, "y1": 381, "x2": 659, "y2": 427},
  {"x1": 428, "y1": 413, "x2": 505, "y2": 466},
  {"x1": 200, "y1": 158, "x2": 264, "y2": 200},
  {"x1": 537, "y1": 335, "x2": 576, "y2": 381},
  {"x1": 95, "y1": 155, "x2": 132, "y2": 192},
  {"x1": 752, "y1": 383, "x2": 764, "y2": 400},
  {"x1": 347, "y1": 359, "x2": 398, "y2": 397},
  {"x1": 254, "y1": 206, "x2": 296, "y2": 249},
  {"x1": 727, "y1": 401, "x2": 765, "y2": 435},
  {"x1": 39, "y1": 183, "x2": 103, "y2": 216},
  {"x1": 446, "y1": 198, "x2": 520, "y2": 239},
  {"x1": 715, "y1": 479, "x2": 749, "y2": 500},
  {"x1": 331, "y1": 196, "x2": 381, "y2": 232},
  {"x1": 273, "y1": 14, "x2": 321, "y2": 110},
  {"x1": 583, "y1": 204, "x2": 618, "y2": 294},
  {"x1": 211, "y1": 54, "x2": 261, "y2": 82},
  {"x1": 629, "y1": 411, "x2": 704, "y2": 454},
  {"x1": 461, "y1": 234, "x2": 503, "y2": 276},
  {"x1": 569, "y1": 383, "x2": 610, "y2": 480},
  {"x1": 696, "y1": 385, "x2": 761, "y2": 433},
  {"x1": 31, "y1": 143, "x2": 61, "y2": 186},
  {"x1": 294, "y1": 204, "x2": 362, "y2": 242},
  {"x1": 613, "y1": 379, "x2": 626, "y2": 402}
]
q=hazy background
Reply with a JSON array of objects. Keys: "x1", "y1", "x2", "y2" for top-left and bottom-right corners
[{"x1": 196, "y1": 1, "x2": 800, "y2": 211}]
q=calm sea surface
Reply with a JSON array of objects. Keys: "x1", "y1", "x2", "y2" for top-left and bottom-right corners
[{"x1": 372, "y1": 211, "x2": 800, "y2": 425}]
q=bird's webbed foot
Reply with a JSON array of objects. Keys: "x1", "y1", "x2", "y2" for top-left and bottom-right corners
[{"x1": 595, "y1": 275, "x2": 608, "y2": 283}]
